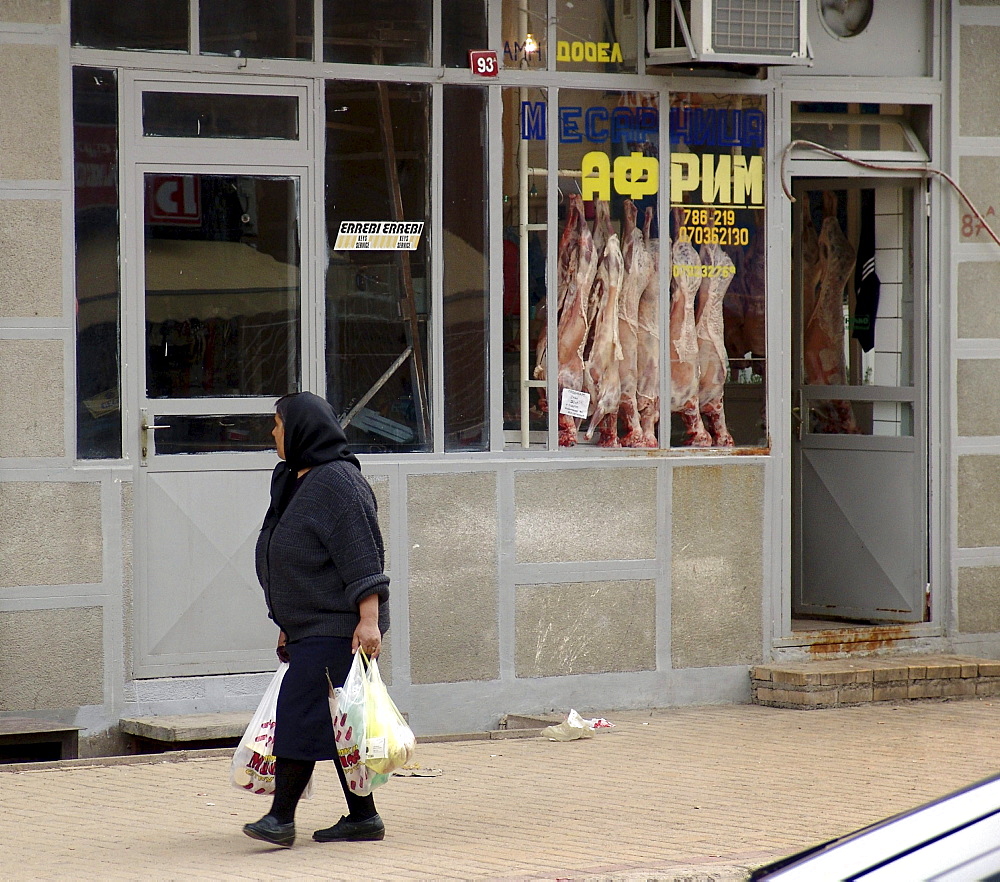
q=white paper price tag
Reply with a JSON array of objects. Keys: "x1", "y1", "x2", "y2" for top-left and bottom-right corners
[
  {"x1": 366, "y1": 735, "x2": 388, "y2": 760},
  {"x1": 559, "y1": 388, "x2": 591, "y2": 420}
]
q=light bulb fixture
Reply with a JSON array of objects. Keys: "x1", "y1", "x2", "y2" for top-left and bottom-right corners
[{"x1": 523, "y1": 33, "x2": 538, "y2": 54}]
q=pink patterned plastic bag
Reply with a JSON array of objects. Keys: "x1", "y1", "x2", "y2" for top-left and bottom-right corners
[
  {"x1": 231, "y1": 662, "x2": 314, "y2": 798},
  {"x1": 328, "y1": 653, "x2": 390, "y2": 797}
]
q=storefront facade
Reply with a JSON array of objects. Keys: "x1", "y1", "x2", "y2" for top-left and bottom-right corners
[{"x1": 2, "y1": 0, "x2": 998, "y2": 752}]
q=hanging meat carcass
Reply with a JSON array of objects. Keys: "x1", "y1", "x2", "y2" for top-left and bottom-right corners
[
  {"x1": 555, "y1": 193, "x2": 599, "y2": 446},
  {"x1": 669, "y1": 209, "x2": 711, "y2": 446},
  {"x1": 695, "y1": 226, "x2": 737, "y2": 447},
  {"x1": 617, "y1": 199, "x2": 654, "y2": 448},
  {"x1": 802, "y1": 191, "x2": 860, "y2": 434},
  {"x1": 583, "y1": 198, "x2": 616, "y2": 361},
  {"x1": 723, "y1": 223, "x2": 766, "y2": 375},
  {"x1": 584, "y1": 233, "x2": 625, "y2": 446},
  {"x1": 533, "y1": 193, "x2": 598, "y2": 444},
  {"x1": 635, "y1": 206, "x2": 660, "y2": 448}
]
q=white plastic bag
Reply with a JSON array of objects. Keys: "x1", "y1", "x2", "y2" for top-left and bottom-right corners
[
  {"x1": 363, "y1": 655, "x2": 416, "y2": 775},
  {"x1": 231, "y1": 662, "x2": 314, "y2": 798},
  {"x1": 541, "y1": 708, "x2": 596, "y2": 742},
  {"x1": 329, "y1": 653, "x2": 390, "y2": 797}
]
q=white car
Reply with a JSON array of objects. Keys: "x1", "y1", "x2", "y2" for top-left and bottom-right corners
[{"x1": 750, "y1": 773, "x2": 1000, "y2": 881}]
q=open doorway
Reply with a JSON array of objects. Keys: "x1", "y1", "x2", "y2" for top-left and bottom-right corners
[{"x1": 790, "y1": 180, "x2": 928, "y2": 631}]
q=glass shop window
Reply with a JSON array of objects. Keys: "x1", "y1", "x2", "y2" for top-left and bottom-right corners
[
  {"x1": 442, "y1": 0, "x2": 488, "y2": 68},
  {"x1": 669, "y1": 93, "x2": 768, "y2": 448},
  {"x1": 73, "y1": 67, "x2": 122, "y2": 460},
  {"x1": 501, "y1": 87, "x2": 548, "y2": 443},
  {"x1": 504, "y1": 87, "x2": 663, "y2": 450},
  {"x1": 443, "y1": 86, "x2": 490, "y2": 451},
  {"x1": 562, "y1": 89, "x2": 659, "y2": 448},
  {"x1": 502, "y1": 0, "x2": 547, "y2": 70},
  {"x1": 554, "y1": 0, "x2": 639, "y2": 74},
  {"x1": 791, "y1": 102, "x2": 930, "y2": 161},
  {"x1": 143, "y1": 174, "x2": 301, "y2": 400},
  {"x1": 72, "y1": 0, "x2": 313, "y2": 59},
  {"x1": 324, "y1": 81, "x2": 431, "y2": 453},
  {"x1": 72, "y1": 0, "x2": 189, "y2": 52},
  {"x1": 200, "y1": 0, "x2": 313, "y2": 61},
  {"x1": 142, "y1": 92, "x2": 299, "y2": 140},
  {"x1": 793, "y1": 186, "x2": 916, "y2": 438},
  {"x1": 324, "y1": 0, "x2": 432, "y2": 66}
]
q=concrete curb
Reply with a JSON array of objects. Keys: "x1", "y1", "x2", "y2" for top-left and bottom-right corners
[
  {"x1": 571, "y1": 865, "x2": 752, "y2": 882},
  {"x1": 0, "y1": 728, "x2": 548, "y2": 773}
]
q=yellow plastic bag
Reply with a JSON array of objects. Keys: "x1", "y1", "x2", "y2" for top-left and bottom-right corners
[{"x1": 361, "y1": 651, "x2": 416, "y2": 775}]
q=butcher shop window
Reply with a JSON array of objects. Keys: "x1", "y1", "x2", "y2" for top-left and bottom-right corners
[
  {"x1": 553, "y1": 89, "x2": 661, "y2": 448},
  {"x1": 505, "y1": 87, "x2": 664, "y2": 449},
  {"x1": 505, "y1": 89, "x2": 768, "y2": 451},
  {"x1": 669, "y1": 93, "x2": 768, "y2": 448}
]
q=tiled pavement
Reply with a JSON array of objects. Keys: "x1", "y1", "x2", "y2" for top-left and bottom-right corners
[{"x1": 4, "y1": 699, "x2": 1000, "y2": 881}]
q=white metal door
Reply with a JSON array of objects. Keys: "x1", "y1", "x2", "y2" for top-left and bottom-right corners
[{"x1": 125, "y1": 76, "x2": 319, "y2": 676}]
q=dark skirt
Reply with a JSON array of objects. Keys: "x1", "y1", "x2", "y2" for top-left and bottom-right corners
[{"x1": 273, "y1": 635, "x2": 355, "y2": 761}]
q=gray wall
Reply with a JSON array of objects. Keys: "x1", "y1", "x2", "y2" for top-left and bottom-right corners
[{"x1": 954, "y1": 8, "x2": 1000, "y2": 649}]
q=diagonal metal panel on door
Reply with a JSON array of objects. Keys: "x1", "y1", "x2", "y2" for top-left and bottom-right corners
[
  {"x1": 798, "y1": 445, "x2": 921, "y2": 621},
  {"x1": 139, "y1": 469, "x2": 275, "y2": 674}
]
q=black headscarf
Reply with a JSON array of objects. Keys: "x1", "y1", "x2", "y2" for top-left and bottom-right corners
[{"x1": 261, "y1": 392, "x2": 361, "y2": 533}]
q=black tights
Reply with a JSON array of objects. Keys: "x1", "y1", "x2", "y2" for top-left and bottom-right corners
[{"x1": 269, "y1": 756, "x2": 377, "y2": 824}]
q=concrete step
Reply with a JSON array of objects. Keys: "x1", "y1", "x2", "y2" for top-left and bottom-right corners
[
  {"x1": 752, "y1": 654, "x2": 1000, "y2": 709},
  {"x1": 119, "y1": 713, "x2": 251, "y2": 751}
]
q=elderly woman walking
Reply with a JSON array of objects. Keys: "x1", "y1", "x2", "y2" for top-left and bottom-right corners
[{"x1": 243, "y1": 391, "x2": 390, "y2": 848}]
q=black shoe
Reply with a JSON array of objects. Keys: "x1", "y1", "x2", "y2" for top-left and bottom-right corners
[
  {"x1": 312, "y1": 814, "x2": 385, "y2": 842},
  {"x1": 243, "y1": 814, "x2": 295, "y2": 848}
]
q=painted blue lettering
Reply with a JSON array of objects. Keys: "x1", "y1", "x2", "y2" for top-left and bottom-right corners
[
  {"x1": 521, "y1": 101, "x2": 546, "y2": 141},
  {"x1": 670, "y1": 107, "x2": 767, "y2": 149},
  {"x1": 559, "y1": 106, "x2": 583, "y2": 143},
  {"x1": 719, "y1": 110, "x2": 741, "y2": 148},
  {"x1": 637, "y1": 107, "x2": 658, "y2": 139},
  {"x1": 585, "y1": 107, "x2": 609, "y2": 143},
  {"x1": 610, "y1": 107, "x2": 635, "y2": 144},
  {"x1": 518, "y1": 102, "x2": 660, "y2": 144},
  {"x1": 744, "y1": 110, "x2": 765, "y2": 149}
]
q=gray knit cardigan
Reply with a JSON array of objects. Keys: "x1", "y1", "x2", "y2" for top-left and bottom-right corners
[{"x1": 255, "y1": 460, "x2": 390, "y2": 641}]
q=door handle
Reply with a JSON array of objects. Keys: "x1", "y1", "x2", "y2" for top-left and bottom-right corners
[
  {"x1": 140, "y1": 410, "x2": 171, "y2": 464},
  {"x1": 791, "y1": 405, "x2": 803, "y2": 441}
]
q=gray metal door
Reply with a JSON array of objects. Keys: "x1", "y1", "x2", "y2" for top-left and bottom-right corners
[{"x1": 791, "y1": 181, "x2": 927, "y2": 623}]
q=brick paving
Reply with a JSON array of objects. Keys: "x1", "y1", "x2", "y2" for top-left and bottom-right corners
[{"x1": 4, "y1": 698, "x2": 1000, "y2": 881}]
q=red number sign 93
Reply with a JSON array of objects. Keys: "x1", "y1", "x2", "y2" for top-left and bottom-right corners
[{"x1": 469, "y1": 50, "x2": 498, "y2": 77}]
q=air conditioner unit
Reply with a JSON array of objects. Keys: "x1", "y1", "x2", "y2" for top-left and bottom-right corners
[{"x1": 647, "y1": 0, "x2": 811, "y2": 67}]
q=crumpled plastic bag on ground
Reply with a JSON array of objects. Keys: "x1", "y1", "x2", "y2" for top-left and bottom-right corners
[{"x1": 541, "y1": 709, "x2": 596, "y2": 741}]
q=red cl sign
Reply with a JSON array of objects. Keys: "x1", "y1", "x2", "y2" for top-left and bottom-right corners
[
  {"x1": 145, "y1": 174, "x2": 201, "y2": 225},
  {"x1": 469, "y1": 50, "x2": 499, "y2": 77}
]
